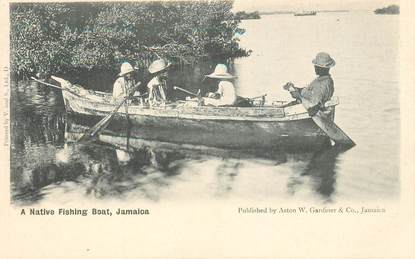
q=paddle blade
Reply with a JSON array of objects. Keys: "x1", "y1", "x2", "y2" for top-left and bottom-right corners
[
  {"x1": 77, "y1": 98, "x2": 127, "y2": 143},
  {"x1": 76, "y1": 115, "x2": 113, "y2": 143},
  {"x1": 312, "y1": 111, "x2": 355, "y2": 147}
]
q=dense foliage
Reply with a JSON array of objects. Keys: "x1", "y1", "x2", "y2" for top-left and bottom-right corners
[{"x1": 10, "y1": 1, "x2": 250, "y2": 78}]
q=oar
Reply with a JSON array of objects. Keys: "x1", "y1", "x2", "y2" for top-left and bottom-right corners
[
  {"x1": 246, "y1": 94, "x2": 267, "y2": 101},
  {"x1": 31, "y1": 76, "x2": 86, "y2": 98},
  {"x1": 31, "y1": 77, "x2": 65, "y2": 90},
  {"x1": 173, "y1": 86, "x2": 199, "y2": 97},
  {"x1": 76, "y1": 97, "x2": 129, "y2": 143},
  {"x1": 284, "y1": 84, "x2": 355, "y2": 146},
  {"x1": 174, "y1": 86, "x2": 265, "y2": 101},
  {"x1": 76, "y1": 84, "x2": 145, "y2": 143}
]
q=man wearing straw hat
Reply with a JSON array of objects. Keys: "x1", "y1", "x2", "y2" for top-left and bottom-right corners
[
  {"x1": 147, "y1": 59, "x2": 170, "y2": 106},
  {"x1": 281, "y1": 52, "x2": 335, "y2": 115},
  {"x1": 203, "y1": 64, "x2": 237, "y2": 107},
  {"x1": 113, "y1": 62, "x2": 141, "y2": 101}
]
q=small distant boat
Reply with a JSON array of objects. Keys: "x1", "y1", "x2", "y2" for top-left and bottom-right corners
[{"x1": 294, "y1": 11, "x2": 317, "y2": 16}]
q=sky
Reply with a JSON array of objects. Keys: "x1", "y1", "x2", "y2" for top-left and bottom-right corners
[{"x1": 233, "y1": 0, "x2": 399, "y2": 12}]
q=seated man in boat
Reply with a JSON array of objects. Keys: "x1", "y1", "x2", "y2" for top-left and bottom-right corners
[
  {"x1": 113, "y1": 62, "x2": 141, "y2": 102},
  {"x1": 279, "y1": 52, "x2": 335, "y2": 116},
  {"x1": 147, "y1": 59, "x2": 170, "y2": 106},
  {"x1": 202, "y1": 64, "x2": 237, "y2": 107}
]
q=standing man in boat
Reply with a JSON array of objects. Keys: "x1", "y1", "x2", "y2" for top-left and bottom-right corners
[
  {"x1": 113, "y1": 62, "x2": 141, "y2": 102},
  {"x1": 280, "y1": 52, "x2": 335, "y2": 116},
  {"x1": 203, "y1": 64, "x2": 237, "y2": 106},
  {"x1": 147, "y1": 59, "x2": 170, "y2": 106}
]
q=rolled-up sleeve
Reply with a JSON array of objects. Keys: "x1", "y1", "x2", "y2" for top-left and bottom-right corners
[{"x1": 300, "y1": 77, "x2": 334, "y2": 108}]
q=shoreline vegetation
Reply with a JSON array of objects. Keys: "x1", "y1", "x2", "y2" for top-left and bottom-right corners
[
  {"x1": 374, "y1": 4, "x2": 399, "y2": 15},
  {"x1": 10, "y1": 1, "x2": 250, "y2": 80},
  {"x1": 234, "y1": 11, "x2": 260, "y2": 20}
]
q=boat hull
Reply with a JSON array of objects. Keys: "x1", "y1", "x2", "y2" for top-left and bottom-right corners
[
  {"x1": 68, "y1": 112, "x2": 331, "y2": 150},
  {"x1": 58, "y1": 77, "x2": 335, "y2": 149}
]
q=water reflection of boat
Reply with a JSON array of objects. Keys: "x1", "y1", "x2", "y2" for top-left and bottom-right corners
[
  {"x1": 52, "y1": 76, "x2": 339, "y2": 149},
  {"x1": 63, "y1": 119, "x2": 349, "y2": 201},
  {"x1": 294, "y1": 11, "x2": 317, "y2": 16},
  {"x1": 12, "y1": 117, "x2": 351, "y2": 203},
  {"x1": 65, "y1": 118, "x2": 296, "y2": 161}
]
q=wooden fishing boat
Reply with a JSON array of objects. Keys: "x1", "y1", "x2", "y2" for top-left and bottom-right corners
[{"x1": 52, "y1": 76, "x2": 339, "y2": 149}]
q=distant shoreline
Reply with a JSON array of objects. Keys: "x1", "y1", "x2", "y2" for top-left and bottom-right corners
[
  {"x1": 235, "y1": 11, "x2": 261, "y2": 20},
  {"x1": 259, "y1": 10, "x2": 349, "y2": 16},
  {"x1": 318, "y1": 10, "x2": 350, "y2": 13}
]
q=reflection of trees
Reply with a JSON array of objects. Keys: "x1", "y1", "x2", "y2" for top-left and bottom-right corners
[
  {"x1": 11, "y1": 161, "x2": 86, "y2": 204},
  {"x1": 77, "y1": 144, "x2": 186, "y2": 199},
  {"x1": 15, "y1": 136, "x2": 353, "y2": 203},
  {"x1": 13, "y1": 134, "x2": 352, "y2": 203},
  {"x1": 11, "y1": 80, "x2": 67, "y2": 200},
  {"x1": 11, "y1": 80, "x2": 66, "y2": 149}
]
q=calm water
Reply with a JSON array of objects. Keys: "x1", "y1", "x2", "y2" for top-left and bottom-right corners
[{"x1": 10, "y1": 11, "x2": 399, "y2": 205}]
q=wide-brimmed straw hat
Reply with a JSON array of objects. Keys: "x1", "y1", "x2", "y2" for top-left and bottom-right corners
[
  {"x1": 118, "y1": 62, "x2": 135, "y2": 76},
  {"x1": 148, "y1": 59, "x2": 171, "y2": 74},
  {"x1": 312, "y1": 52, "x2": 336, "y2": 68},
  {"x1": 206, "y1": 64, "x2": 236, "y2": 79}
]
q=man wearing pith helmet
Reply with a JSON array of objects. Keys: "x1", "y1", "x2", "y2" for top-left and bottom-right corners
[
  {"x1": 281, "y1": 52, "x2": 335, "y2": 115},
  {"x1": 113, "y1": 62, "x2": 140, "y2": 101}
]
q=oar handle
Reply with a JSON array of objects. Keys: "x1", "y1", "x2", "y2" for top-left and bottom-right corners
[
  {"x1": 31, "y1": 77, "x2": 63, "y2": 90},
  {"x1": 173, "y1": 86, "x2": 199, "y2": 97}
]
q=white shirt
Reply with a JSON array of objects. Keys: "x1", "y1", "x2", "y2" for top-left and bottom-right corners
[
  {"x1": 204, "y1": 80, "x2": 236, "y2": 106},
  {"x1": 147, "y1": 76, "x2": 167, "y2": 104},
  {"x1": 113, "y1": 77, "x2": 131, "y2": 99},
  {"x1": 113, "y1": 77, "x2": 140, "y2": 102}
]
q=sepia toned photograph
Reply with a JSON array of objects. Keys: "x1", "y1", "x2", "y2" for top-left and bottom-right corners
[
  {"x1": 8, "y1": 0, "x2": 400, "y2": 206},
  {"x1": 3, "y1": 0, "x2": 415, "y2": 258}
]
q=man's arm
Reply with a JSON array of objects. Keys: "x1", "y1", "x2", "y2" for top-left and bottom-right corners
[
  {"x1": 282, "y1": 81, "x2": 328, "y2": 116},
  {"x1": 275, "y1": 99, "x2": 301, "y2": 108},
  {"x1": 113, "y1": 80, "x2": 124, "y2": 100},
  {"x1": 295, "y1": 86, "x2": 325, "y2": 116},
  {"x1": 128, "y1": 81, "x2": 142, "y2": 97},
  {"x1": 276, "y1": 82, "x2": 302, "y2": 108}
]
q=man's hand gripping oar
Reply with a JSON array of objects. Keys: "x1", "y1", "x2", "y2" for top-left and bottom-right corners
[
  {"x1": 173, "y1": 86, "x2": 204, "y2": 105},
  {"x1": 283, "y1": 82, "x2": 355, "y2": 147}
]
